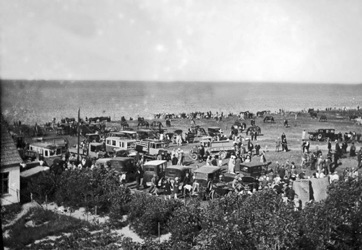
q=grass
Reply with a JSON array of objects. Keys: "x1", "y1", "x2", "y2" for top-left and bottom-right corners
[
  {"x1": 3, "y1": 207, "x2": 99, "y2": 249},
  {"x1": 1, "y1": 202, "x2": 23, "y2": 225}
]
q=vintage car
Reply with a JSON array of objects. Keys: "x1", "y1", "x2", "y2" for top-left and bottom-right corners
[
  {"x1": 235, "y1": 162, "x2": 266, "y2": 177},
  {"x1": 142, "y1": 160, "x2": 168, "y2": 187},
  {"x1": 136, "y1": 129, "x2": 159, "y2": 140},
  {"x1": 108, "y1": 131, "x2": 137, "y2": 140},
  {"x1": 208, "y1": 127, "x2": 222, "y2": 137},
  {"x1": 308, "y1": 128, "x2": 336, "y2": 141},
  {"x1": 105, "y1": 137, "x2": 137, "y2": 153},
  {"x1": 29, "y1": 142, "x2": 64, "y2": 158},
  {"x1": 190, "y1": 139, "x2": 235, "y2": 160},
  {"x1": 164, "y1": 165, "x2": 192, "y2": 181},
  {"x1": 223, "y1": 173, "x2": 260, "y2": 190},
  {"x1": 193, "y1": 165, "x2": 222, "y2": 187},
  {"x1": 95, "y1": 157, "x2": 137, "y2": 181},
  {"x1": 135, "y1": 140, "x2": 170, "y2": 160},
  {"x1": 85, "y1": 133, "x2": 101, "y2": 143}
]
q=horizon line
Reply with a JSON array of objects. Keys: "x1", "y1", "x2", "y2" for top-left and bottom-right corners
[{"x1": 0, "y1": 78, "x2": 361, "y2": 85}]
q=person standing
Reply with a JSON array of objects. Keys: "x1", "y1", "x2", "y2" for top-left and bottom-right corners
[
  {"x1": 350, "y1": 142, "x2": 356, "y2": 157},
  {"x1": 228, "y1": 156, "x2": 236, "y2": 174},
  {"x1": 302, "y1": 130, "x2": 306, "y2": 140},
  {"x1": 164, "y1": 178, "x2": 172, "y2": 200},
  {"x1": 260, "y1": 151, "x2": 267, "y2": 164},
  {"x1": 276, "y1": 138, "x2": 281, "y2": 152},
  {"x1": 327, "y1": 138, "x2": 332, "y2": 152},
  {"x1": 255, "y1": 143, "x2": 261, "y2": 156},
  {"x1": 357, "y1": 148, "x2": 362, "y2": 169},
  {"x1": 177, "y1": 149, "x2": 184, "y2": 165}
]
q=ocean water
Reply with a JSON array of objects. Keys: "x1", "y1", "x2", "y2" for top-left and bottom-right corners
[{"x1": 1, "y1": 80, "x2": 361, "y2": 124}]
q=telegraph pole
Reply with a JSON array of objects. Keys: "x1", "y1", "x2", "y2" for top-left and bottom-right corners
[{"x1": 77, "y1": 108, "x2": 80, "y2": 164}]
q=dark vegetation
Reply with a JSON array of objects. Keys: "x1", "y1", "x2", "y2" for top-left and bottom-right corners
[
  {"x1": 3, "y1": 207, "x2": 98, "y2": 249},
  {"x1": 16, "y1": 172, "x2": 362, "y2": 249}
]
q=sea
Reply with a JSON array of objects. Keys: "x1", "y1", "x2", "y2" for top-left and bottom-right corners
[{"x1": 1, "y1": 80, "x2": 361, "y2": 124}]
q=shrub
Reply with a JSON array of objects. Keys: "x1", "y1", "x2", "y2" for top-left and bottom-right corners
[
  {"x1": 1, "y1": 202, "x2": 22, "y2": 225},
  {"x1": 109, "y1": 187, "x2": 132, "y2": 227},
  {"x1": 4, "y1": 207, "x2": 97, "y2": 249},
  {"x1": 127, "y1": 193, "x2": 183, "y2": 237},
  {"x1": 299, "y1": 178, "x2": 362, "y2": 249},
  {"x1": 167, "y1": 199, "x2": 205, "y2": 245}
]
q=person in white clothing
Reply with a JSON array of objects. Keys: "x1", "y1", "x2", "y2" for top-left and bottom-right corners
[
  {"x1": 228, "y1": 155, "x2": 236, "y2": 174},
  {"x1": 329, "y1": 172, "x2": 340, "y2": 183}
]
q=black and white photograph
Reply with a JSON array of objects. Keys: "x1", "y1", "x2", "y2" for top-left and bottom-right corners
[{"x1": 1, "y1": 0, "x2": 362, "y2": 249}]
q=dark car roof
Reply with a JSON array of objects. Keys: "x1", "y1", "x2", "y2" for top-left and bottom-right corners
[
  {"x1": 110, "y1": 157, "x2": 133, "y2": 162},
  {"x1": 208, "y1": 127, "x2": 221, "y2": 130},
  {"x1": 240, "y1": 162, "x2": 265, "y2": 168},
  {"x1": 194, "y1": 165, "x2": 221, "y2": 174},
  {"x1": 166, "y1": 165, "x2": 192, "y2": 171}
]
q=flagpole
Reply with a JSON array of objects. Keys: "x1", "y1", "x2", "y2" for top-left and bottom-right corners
[{"x1": 77, "y1": 108, "x2": 80, "y2": 164}]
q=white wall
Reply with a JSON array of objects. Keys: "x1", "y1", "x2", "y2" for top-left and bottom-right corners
[{"x1": 1, "y1": 165, "x2": 20, "y2": 205}]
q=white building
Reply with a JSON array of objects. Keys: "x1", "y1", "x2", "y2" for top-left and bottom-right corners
[{"x1": 1, "y1": 122, "x2": 22, "y2": 205}]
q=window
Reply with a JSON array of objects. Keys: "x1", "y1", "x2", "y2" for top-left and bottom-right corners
[
  {"x1": 1, "y1": 172, "x2": 9, "y2": 194},
  {"x1": 44, "y1": 150, "x2": 49, "y2": 157},
  {"x1": 112, "y1": 140, "x2": 116, "y2": 146},
  {"x1": 106, "y1": 140, "x2": 111, "y2": 145}
]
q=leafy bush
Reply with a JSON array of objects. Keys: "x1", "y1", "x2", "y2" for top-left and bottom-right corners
[
  {"x1": 167, "y1": 199, "x2": 205, "y2": 245},
  {"x1": 194, "y1": 190, "x2": 299, "y2": 250},
  {"x1": 127, "y1": 193, "x2": 183, "y2": 237},
  {"x1": 4, "y1": 207, "x2": 97, "y2": 249},
  {"x1": 27, "y1": 167, "x2": 128, "y2": 215},
  {"x1": 109, "y1": 187, "x2": 132, "y2": 226},
  {"x1": 299, "y1": 178, "x2": 362, "y2": 250},
  {"x1": 1, "y1": 202, "x2": 22, "y2": 225}
]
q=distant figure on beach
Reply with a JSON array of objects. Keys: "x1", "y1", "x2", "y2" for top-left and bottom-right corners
[
  {"x1": 302, "y1": 130, "x2": 306, "y2": 140},
  {"x1": 276, "y1": 137, "x2": 281, "y2": 152}
]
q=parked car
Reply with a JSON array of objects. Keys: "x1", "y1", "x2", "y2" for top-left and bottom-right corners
[
  {"x1": 165, "y1": 165, "x2": 192, "y2": 181},
  {"x1": 142, "y1": 160, "x2": 168, "y2": 187},
  {"x1": 308, "y1": 128, "x2": 336, "y2": 141},
  {"x1": 208, "y1": 127, "x2": 222, "y2": 137},
  {"x1": 189, "y1": 139, "x2": 234, "y2": 160},
  {"x1": 193, "y1": 165, "x2": 222, "y2": 187},
  {"x1": 223, "y1": 173, "x2": 259, "y2": 190},
  {"x1": 234, "y1": 162, "x2": 266, "y2": 177},
  {"x1": 95, "y1": 157, "x2": 137, "y2": 182}
]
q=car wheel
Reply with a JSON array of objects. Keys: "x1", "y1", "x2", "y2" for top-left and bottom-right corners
[
  {"x1": 190, "y1": 153, "x2": 198, "y2": 161},
  {"x1": 317, "y1": 134, "x2": 323, "y2": 141},
  {"x1": 220, "y1": 151, "x2": 227, "y2": 160}
]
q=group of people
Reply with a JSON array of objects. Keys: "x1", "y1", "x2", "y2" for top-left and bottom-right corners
[{"x1": 148, "y1": 172, "x2": 193, "y2": 199}]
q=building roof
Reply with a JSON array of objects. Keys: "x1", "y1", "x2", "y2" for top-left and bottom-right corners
[
  {"x1": 20, "y1": 166, "x2": 49, "y2": 178},
  {"x1": 1, "y1": 122, "x2": 23, "y2": 168}
]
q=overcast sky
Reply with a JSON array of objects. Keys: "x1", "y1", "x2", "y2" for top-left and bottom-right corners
[{"x1": 0, "y1": 0, "x2": 361, "y2": 83}]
